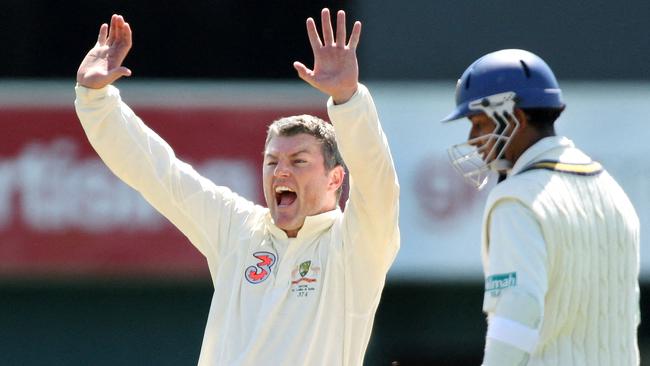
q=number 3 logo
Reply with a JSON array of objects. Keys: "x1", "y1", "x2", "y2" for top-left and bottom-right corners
[{"x1": 244, "y1": 251, "x2": 277, "y2": 284}]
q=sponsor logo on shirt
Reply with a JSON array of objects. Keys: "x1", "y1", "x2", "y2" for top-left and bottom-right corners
[
  {"x1": 244, "y1": 251, "x2": 277, "y2": 284},
  {"x1": 485, "y1": 272, "x2": 517, "y2": 297},
  {"x1": 291, "y1": 260, "x2": 320, "y2": 298}
]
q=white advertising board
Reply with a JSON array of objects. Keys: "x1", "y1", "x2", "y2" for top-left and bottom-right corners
[{"x1": 369, "y1": 82, "x2": 650, "y2": 282}]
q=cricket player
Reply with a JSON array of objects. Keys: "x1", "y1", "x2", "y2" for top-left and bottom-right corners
[
  {"x1": 442, "y1": 49, "x2": 640, "y2": 365},
  {"x1": 74, "y1": 10, "x2": 399, "y2": 366}
]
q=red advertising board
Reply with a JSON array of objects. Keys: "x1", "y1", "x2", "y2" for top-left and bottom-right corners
[{"x1": 0, "y1": 105, "x2": 326, "y2": 280}]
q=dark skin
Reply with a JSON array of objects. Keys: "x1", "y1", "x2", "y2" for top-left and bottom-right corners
[{"x1": 468, "y1": 108, "x2": 556, "y2": 166}]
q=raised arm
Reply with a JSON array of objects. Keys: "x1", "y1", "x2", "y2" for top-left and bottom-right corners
[
  {"x1": 77, "y1": 14, "x2": 132, "y2": 89},
  {"x1": 293, "y1": 9, "x2": 361, "y2": 105},
  {"x1": 296, "y1": 9, "x2": 400, "y2": 311},
  {"x1": 74, "y1": 16, "x2": 259, "y2": 263}
]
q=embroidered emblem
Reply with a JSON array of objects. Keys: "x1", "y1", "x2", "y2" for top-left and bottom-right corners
[
  {"x1": 299, "y1": 260, "x2": 311, "y2": 278},
  {"x1": 244, "y1": 251, "x2": 277, "y2": 284},
  {"x1": 485, "y1": 272, "x2": 517, "y2": 297},
  {"x1": 291, "y1": 260, "x2": 320, "y2": 297}
]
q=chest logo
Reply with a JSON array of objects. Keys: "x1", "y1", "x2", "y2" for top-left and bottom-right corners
[
  {"x1": 244, "y1": 251, "x2": 277, "y2": 284},
  {"x1": 291, "y1": 260, "x2": 320, "y2": 297},
  {"x1": 299, "y1": 260, "x2": 311, "y2": 277}
]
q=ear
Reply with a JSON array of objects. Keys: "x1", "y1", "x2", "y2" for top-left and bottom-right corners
[
  {"x1": 513, "y1": 108, "x2": 529, "y2": 130},
  {"x1": 328, "y1": 165, "x2": 345, "y2": 192}
]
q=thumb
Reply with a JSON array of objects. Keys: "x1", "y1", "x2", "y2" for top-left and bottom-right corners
[
  {"x1": 107, "y1": 66, "x2": 132, "y2": 83},
  {"x1": 113, "y1": 66, "x2": 132, "y2": 77},
  {"x1": 293, "y1": 61, "x2": 313, "y2": 82}
]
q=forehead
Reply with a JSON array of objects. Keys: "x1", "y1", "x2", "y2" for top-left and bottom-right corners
[{"x1": 265, "y1": 133, "x2": 322, "y2": 156}]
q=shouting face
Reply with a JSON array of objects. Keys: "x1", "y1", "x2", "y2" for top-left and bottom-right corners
[{"x1": 263, "y1": 133, "x2": 343, "y2": 237}]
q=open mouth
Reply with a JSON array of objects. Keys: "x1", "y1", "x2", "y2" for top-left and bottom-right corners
[{"x1": 275, "y1": 186, "x2": 297, "y2": 207}]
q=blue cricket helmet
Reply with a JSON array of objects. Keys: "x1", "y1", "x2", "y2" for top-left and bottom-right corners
[{"x1": 442, "y1": 49, "x2": 565, "y2": 122}]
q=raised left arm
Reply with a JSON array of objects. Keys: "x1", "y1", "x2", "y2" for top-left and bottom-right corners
[
  {"x1": 293, "y1": 8, "x2": 360, "y2": 105},
  {"x1": 297, "y1": 8, "x2": 400, "y2": 312}
]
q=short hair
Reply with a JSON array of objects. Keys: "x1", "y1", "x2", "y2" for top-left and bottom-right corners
[
  {"x1": 265, "y1": 114, "x2": 347, "y2": 198},
  {"x1": 521, "y1": 107, "x2": 565, "y2": 133}
]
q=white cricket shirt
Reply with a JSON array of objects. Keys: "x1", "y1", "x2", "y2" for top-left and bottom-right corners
[{"x1": 74, "y1": 83, "x2": 400, "y2": 366}]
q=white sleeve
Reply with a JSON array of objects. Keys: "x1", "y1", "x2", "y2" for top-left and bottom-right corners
[
  {"x1": 482, "y1": 199, "x2": 548, "y2": 365},
  {"x1": 74, "y1": 84, "x2": 259, "y2": 263},
  {"x1": 327, "y1": 84, "x2": 400, "y2": 312}
]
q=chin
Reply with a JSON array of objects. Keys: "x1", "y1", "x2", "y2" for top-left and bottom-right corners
[{"x1": 272, "y1": 213, "x2": 303, "y2": 232}]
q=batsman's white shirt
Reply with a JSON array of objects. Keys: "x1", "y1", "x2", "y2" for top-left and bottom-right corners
[
  {"x1": 481, "y1": 136, "x2": 640, "y2": 366},
  {"x1": 74, "y1": 83, "x2": 400, "y2": 366}
]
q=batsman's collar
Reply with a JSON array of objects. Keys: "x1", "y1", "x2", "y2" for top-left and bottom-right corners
[{"x1": 508, "y1": 136, "x2": 591, "y2": 177}]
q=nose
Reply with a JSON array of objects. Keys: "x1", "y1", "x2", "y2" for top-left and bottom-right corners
[
  {"x1": 468, "y1": 125, "x2": 481, "y2": 146},
  {"x1": 274, "y1": 161, "x2": 291, "y2": 177}
]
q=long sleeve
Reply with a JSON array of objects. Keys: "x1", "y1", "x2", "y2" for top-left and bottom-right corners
[
  {"x1": 482, "y1": 199, "x2": 548, "y2": 365},
  {"x1": 327, "y1": 83, "x2": 400, "y2": 312},
  {"x1": 74, "y1": 84, "x2": 260, "y2": 264}
]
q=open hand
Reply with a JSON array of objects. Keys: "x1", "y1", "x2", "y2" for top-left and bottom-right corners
[
  {"x1": 294, "y1": 9, "x2": 361, "y2": 104},
  {"x1": 77, "y1": 14, "x2": 132, "y2": 89}
]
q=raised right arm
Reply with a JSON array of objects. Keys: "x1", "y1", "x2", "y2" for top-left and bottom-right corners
[{"x1": 74, "y1": 15, "x2": 259, "y2": 262}]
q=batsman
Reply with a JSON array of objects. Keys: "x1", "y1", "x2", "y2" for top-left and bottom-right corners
[
  {"x1": 74, "y1": 9, "x2": 399, "y2": 366},
  {"x1": 443, "y1": 49, "x2": 640, "y2": 365}
]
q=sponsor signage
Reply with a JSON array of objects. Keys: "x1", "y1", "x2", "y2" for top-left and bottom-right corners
[
  {"x1": 0, "y1": 96, "x2": 324, "y2": 279},
  {"x1": 1, "y1": 82, "x2": 649, "y2": 281}
]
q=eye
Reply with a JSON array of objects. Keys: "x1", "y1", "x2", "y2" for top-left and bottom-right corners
[{"x1": 266, "y1": 161, "x2": 277, "y2": 166}]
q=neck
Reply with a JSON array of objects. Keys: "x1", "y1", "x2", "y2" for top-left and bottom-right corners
[{"x1": 509, "y1": 130, "x2": 555, "y2": 165}]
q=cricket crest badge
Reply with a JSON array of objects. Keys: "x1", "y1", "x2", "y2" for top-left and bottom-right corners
[{"x1": 291, "y1": 260, "x2": 320, "y2": 298}]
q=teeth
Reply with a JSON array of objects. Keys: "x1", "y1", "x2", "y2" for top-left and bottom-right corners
[{"x1": 275, "y1": 186, "x2": 295, "y2": 193}]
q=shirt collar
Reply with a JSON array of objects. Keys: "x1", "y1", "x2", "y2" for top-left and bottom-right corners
[
  {"x1": 265, "y1": 208, "x2": 341, "y2": 241},
  {"x1": 509, "y1": 136, "x2": 574, "y2": 176}
]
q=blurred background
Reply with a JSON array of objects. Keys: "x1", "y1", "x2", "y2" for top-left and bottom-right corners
[{"x1": 1, "y1": 0, "x2": 649, "y2": 365}]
